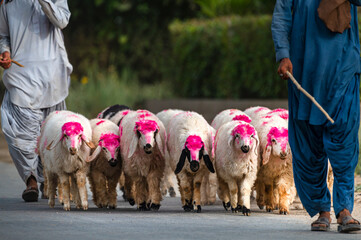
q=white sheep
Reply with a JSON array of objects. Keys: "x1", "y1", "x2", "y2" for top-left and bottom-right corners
[
  {"x1": 120, "y1": 109, "x2": 166, "y2": 211},
  {"x1": 211, "y1": 109, "x2": 252, "y2": 130},
  {"x1": 37, "y1": 110, "x2": 95, "y2": 211},
  {"x1": 167, "y1": 111, "x2": 215, "y2": 213},
  {"x1": 156, "y1": 109, "x2": 184, "y2": 197},
  {"x1": 244, "y1": 106, "x2": 296, "y2": 215},
  {"x1": 214, "y1": 121, "x2": 259, "y2": 216},
  {"x1": 87, "y1": 119, "x2": 122, "y2": 209}
]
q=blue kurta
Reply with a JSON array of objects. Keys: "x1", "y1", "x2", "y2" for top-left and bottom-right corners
[
  {"x1": 272, "y1": 0, "x2": 361, "y2": 218},
  {"x1": 272, "y1": 0, "x2": 361, "y2": 125}
]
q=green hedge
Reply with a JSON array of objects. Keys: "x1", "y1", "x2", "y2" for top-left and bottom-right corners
[{"x1": 168, "y1": 15, "x2": 287, "y2": 99}]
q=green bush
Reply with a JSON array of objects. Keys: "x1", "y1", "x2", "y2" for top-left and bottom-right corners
[
  {"x1": 195, "y1": 0, "x2": 276, "y2": 17},
  {"x1": 169, "y1": 15, "x2": 286, "y2": 99},
  {"x1": 66, "y1": 66, "x2": 174, "y2": 119}
]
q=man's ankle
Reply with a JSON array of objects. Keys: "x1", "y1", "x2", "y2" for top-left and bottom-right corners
[{"x1": 26, "y1": 175, "x2": 38, "y2": 189}]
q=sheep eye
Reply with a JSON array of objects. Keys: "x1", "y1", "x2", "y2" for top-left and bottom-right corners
[
  {"x1": 155, "y1": 129, "x2": 159, "y2": 134},
  {"x1": 102, "y1": 147, "x2": 107, "y2": 151},
  {"x1": 271, "y1": 139, "x2": 276, "y2": 143},
  {"x1": 250, "y1": 134, "x2": 254, "y2": 138}
]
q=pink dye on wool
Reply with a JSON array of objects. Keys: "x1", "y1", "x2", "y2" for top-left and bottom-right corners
[
  {"x1": 231, "y1": 124, "x2": 255, "y2": 146},
  {"x1": 228, "y1": 109, "x2": 238, "y2": 115},
  {"x1": 269, "y1": 108, "x2": 286, "y2": 114},
  {"x1": 184, "y1": 135, "x2": 204, "y2": 161},
  {"x1": 232, "y1": 114, "x2": 252, "y2": 123},
  {"x1": 96, "y1": 120, "x2": 105, "y2": 125},
  {"x1": 279, "y1": 112, "x2": 289, "y2": 120},
  {"x1": 266, "y1": 127, "x2": 288, "y2": 151},
  {"x1": 99, "y1": 133, "x2": 120, "y2": 159},
  {"x1": 135, "y1": 119, "x2": 159, "y2": 143},
  {"x1": 255, "y1": 107, "x2": 267, "y2": 113},
  {"x1": 121, "y1": 110, "x2": 130, "y2": 116},
  {"x1": 262, "y1": 115, "x2": 272, "y2": 119},
  {"x1": 62, "y1": 122, "x2": 84, "y2": 148}
]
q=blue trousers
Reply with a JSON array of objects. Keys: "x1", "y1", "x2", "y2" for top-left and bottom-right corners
[{"x1": 288, "y1": 75, "x2": 360, "y2": 217}]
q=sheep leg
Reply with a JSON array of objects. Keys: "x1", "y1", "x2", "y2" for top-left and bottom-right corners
[
  {"x1": 177, "y1": 174, "x2": 193, "y2": 212},
  {"x1": 58, "y1": 174, "x2": 71, "y2": 211},
  {"x1": 107, "y1": 171, "x2": 121, "y2": 209},
  {"x1": 57, "y1": 181, "x2": 64, "y2": 205},
  {"x1": 119, "y1": 172, "x2": 127, "y2": 201},
  {"x1": 146, "y1": 169, "x2": 162, "y2": 211},
  {"x1": 135, "y1": 177, "x2": 148, "y2": 211},
  {"x1": 273, "y1": 185, "x2": 280, "y2": 210},
  {"x1": 167, "y1": 172, "x2": 177, "y2": 197},
  {"x1": 255, "y1": 179, "x2": 265, "y2": 210},
  {"x1": 217, "y1": 176, "x2": 230, "y2": 211},
  {"x1": 278, "y1": 184, "x2": 291, "y2": 215},
  {"x1": 75, "y1": 171, "x2": 88, "y2": 210},
  {"x1": 264, "y1": 183, "x2": 275, "y2": 212},
  {"x1": 124, "y1": 174, "x2": 135, "y2": 206},
  {"x1": 90, "y1": 170, "x2": 108, "y2": 208},
  {"x1": 200, "y1": 174, "x2": 209, "y2": 205},
  {"x1": 193, "y1": 174, "x2": 203, "y2": 213},
  {"x1": 42, "y1": 169, "x2": 49, "y2": 199},
  {"x1": 69, "y1": 175, "x2": 81, "y2": 209},
  {"x1": 47, "y1": 172, "x2": 57, "y2": 208},
  {"x1": 239, "y1": 176, "x2": 255, "y2": 216},
  {"x1": 207, "y1": 173, "x2": 217, "y2": 205},
  {"x1": 227, "y1": 179, "x2": 239, "y2": 213}
]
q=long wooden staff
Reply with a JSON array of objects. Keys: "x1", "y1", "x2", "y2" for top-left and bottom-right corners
[
  {"x1": 286, "y1": 71, "x2": 334, "y2": 124},
  {"x1": 0, "y1": 57, "x2": 24, "y2": 67}
]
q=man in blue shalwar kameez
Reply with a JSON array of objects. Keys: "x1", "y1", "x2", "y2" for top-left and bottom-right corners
[{"x1": 272, "y1": 0, "x2": 361, "y2": 233}]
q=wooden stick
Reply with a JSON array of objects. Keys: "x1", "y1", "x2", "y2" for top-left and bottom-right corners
[
  {"x1": 286, "y1": 71, "x2": 334, "y2": 124},
  {"x1": 11, "y1": 59, "x2": 24, "y2": 68}
]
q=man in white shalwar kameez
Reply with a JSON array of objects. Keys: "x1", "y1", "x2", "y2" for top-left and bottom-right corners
[{"x1": 0, "y1": 0, "x2": 72, "y2": 202}]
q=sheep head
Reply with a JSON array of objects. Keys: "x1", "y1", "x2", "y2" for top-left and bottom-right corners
[
  {"x1": 230, "y1": 123, "x2": 258, "y2": 155},
  {"x1": 175, "y1": 135, "x2": 215, "y2": 174},
  {"x1": 263, "y1": 127, "x2": 289, "y2": 165},
  {"x1": 134, "y1": 119, "x2": 159, "y2": 155},
  {"x1": 88, "y1": 133, "x2": 121, "y2": 167},
  {"x1": 46, "y1": 122, "x2": 94, "y2": 155}
]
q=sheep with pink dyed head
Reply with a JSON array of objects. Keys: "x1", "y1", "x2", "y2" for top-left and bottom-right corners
[
  {"x1": 37, "y1": 110, "x2": 95, "y2": 211},
  {"x1": 166, "y1": 111, "x2": 215, "y2": 213},
  {"x1": 244, "y1": 106, "x2": 296, "y2": 215},
  {"x1": 211, "y1": 109, "x2": 252, "y2": 130},
  {"x1": 214, "y1": 121, "x2": 259, "y2": 216},
  {"x1": 97, "y1": 104, "x2": 131, "y2": 201},
  {"x1": 156, "y1": 109, "x2": 184, "y2": 198},
  {"x1": 87, "y1": 119, "x2": 122, "y2": 209},
  {"x1": 120, "y1": 109, "x2": 166, "y2": 211}
]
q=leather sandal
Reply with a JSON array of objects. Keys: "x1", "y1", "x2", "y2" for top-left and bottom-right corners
[
  {"x1": 22, "y1": 186, "x2": 39, "y2": 202},
  {"x1": 311, "y1": 217, "x2": 330, "y2": 231},
  {"x1": 337, "y1": 216, "x2": 361, "y2": 233}
]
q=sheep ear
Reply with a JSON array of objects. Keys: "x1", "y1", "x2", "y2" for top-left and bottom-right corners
[
  {"x1": 262, "y1": 145, "x2": 271, "y2": 165},
  {"x1": 156, "y1": 127, "x2": 165, "y2": 158},
  {"x1": 252, "y1": 135, "x2": 259, "y2": 157},
  {"x1": 174, "y1": 149, "x2": 187, "y2": 174},
  {"x1": 203, "y1": 154, "x2": 215, "y2": 173},
  {"x1": 86, "y1": 145, "x2": 101, "y2": 162},
  {"x1": 81, "y1": 135, "x2": 95, "y2": 149},
  {"x1": 127, "y1": 134, "x2": 138, "y2": 158},
  {"x1": 46, "y1": 139, "x2": 61, "y2": 150}
]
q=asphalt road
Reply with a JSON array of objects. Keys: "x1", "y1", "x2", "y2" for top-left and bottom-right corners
[{"x1": 0, "y1": 160, "x2": 360, "y2": 240}]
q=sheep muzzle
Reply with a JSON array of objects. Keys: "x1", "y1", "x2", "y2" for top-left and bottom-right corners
[
  {"x1": 108, "y1": 158, "x2": 118, "y2": 167},
  {"x1": 190, "y1": 161, "x2": 199, "y2": 172},
  {"x1": 69, "y1": 147, "x2": 77, "y2": 155},
  {"x1": 241, "y1": 145, "x2": 250, "y2": 153}
]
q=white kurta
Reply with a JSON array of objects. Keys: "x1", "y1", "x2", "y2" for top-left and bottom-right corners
[{"x1": 0, "y1": 0, "x2": 72, "y2": 109}]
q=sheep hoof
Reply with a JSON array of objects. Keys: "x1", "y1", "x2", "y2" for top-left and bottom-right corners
[
  {"x1": 242, "y1": 206, "x2": 251, "y2": 216},
  {"x1": 183, "y1": 204, "x2": 193, "y2": 212},
  {"x1": 231, "y1": 207, "x2": 238, "y2": 213},
  {"x1": 150, "y1": 203, "x2": 160, "y2": 211},
  {"x1": 128, "y1": 198, "x2": 135, "y2": 206},
  {"x1": 108, "y1": 205, "x2": 116, "y2": 209},
  {"x1": 274, "y1": 205, "x2": 279, "y2": 210},
  {"x1": 223, "y1": 201, "x2": 231, "y2": 211},
  {"x1": 279, "y1": 208, "x2": 289, "y2": 215},
  {"x1": 169, "y1": 187, "x2": 176, "y2": 197},
  {"x1": 196, "y1": 205, "x2": 202, "y2": 213},
  {"x1": 266, "y1": 207, "x2": 273, "y2": 212},
  {"x1": 137, "y1": 202, "x2": 149, "y2": 211}
]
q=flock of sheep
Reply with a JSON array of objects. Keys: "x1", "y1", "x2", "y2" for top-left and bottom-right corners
[{"x1": 36, "y1": 104, "x2": 333, "y2": 215}]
